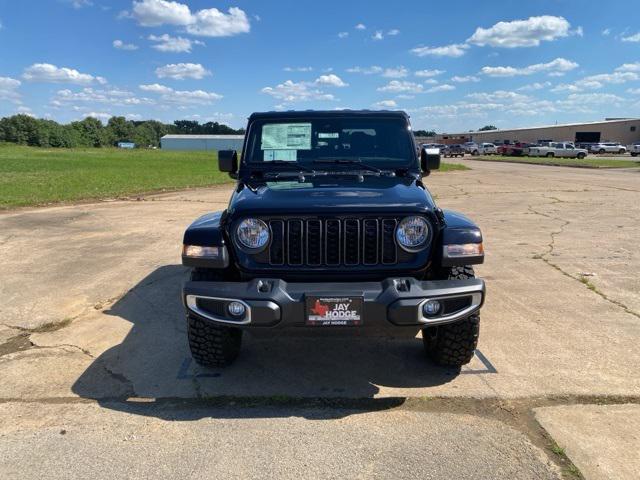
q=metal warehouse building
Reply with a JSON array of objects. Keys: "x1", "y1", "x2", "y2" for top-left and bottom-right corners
[
  {"x1": 433, "y1": 118, "x2": 640, "y2": 145},
  {"x1": 160, "y1": 134, "x2": 245, "y2": 151}
]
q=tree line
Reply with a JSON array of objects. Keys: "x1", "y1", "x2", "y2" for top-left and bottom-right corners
[{"x1": 0, "y1": 115, "x2": 245, "y2": 149}]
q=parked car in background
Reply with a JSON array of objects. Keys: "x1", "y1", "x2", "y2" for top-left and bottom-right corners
[
  {"x1": 501, "y1": 142, "x2": 529, "y2": 156},
  {"x1": 575, "y1": 142, "x2": 598, "y2": 150},
  {"x1": 442, "y1": 144, "x2": 465, "y2": 157},
  {"x1": 590, "y1": 142, "x2": 627, "y2": 154},
  {"x1": 463, "y1": 142, "x2": 479, "y2": 155},
  {"x1": 477, "y1": 143, "x2": 497, "y2": 155},
  {"x1": 528, "y1": 142, "x2": 588, "y2": 159},
  {"x1": 628, "y1": 142, "x2": 640, "y2": 157}
]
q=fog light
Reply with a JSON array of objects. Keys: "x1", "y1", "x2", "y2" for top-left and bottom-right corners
[
  {"x1": 423, "y1": 300, "x2": 441, "y2": 316},
  {"x1": 227, "y1": 301, "x2": 246, "y2": 317}
]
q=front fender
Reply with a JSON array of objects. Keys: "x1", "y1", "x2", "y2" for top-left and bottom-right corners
[
  {"x1": 182, "y1": 211, "x2": 229, "y2": 268},
  {"x1": 439, "y1": 209, "x2": 484, "y2": 267}
]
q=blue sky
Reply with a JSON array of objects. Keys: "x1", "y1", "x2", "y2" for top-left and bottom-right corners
[{"x1": 1, "y1": 0, "x2": 639, "y2": 131}]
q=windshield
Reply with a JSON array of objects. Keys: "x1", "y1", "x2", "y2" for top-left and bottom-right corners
[{"x1": 243, "y1": 116, "x2": 416, "y2": 170}]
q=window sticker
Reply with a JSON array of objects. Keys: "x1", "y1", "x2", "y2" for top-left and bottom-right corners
[
  {"x1": 318, "y1": 132, "x2": 339, "y2": 139},
  {"x1": 263, "y1": 149, "x2": 297, "y2": 161},
  {"x1": 261, "y1": 123, "x2": 312, "y2": 150}
]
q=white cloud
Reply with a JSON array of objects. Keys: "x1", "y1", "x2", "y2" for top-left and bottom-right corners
[
  {"x1": 411, "y1": 43, "x2": 469, "y2": 58},
  {"x1": 131, "y1": 0, "x2": 250, "y2": 37},
  {"x1": 451, "y1": 75, "x2": 480, "y2": 83},
  {"x1": 68, "y1": 0, "x2": 93, "y2": 8},
  {"x1": 517, "y1": 81, "x2": 551, "y2": 91},
  {"x1": 616, "y1": 63, "x2": 640, "y2": 72},
  {"x1": 387, "y1": 29, "x2": 400, "y2": 36},
  {"x1": 261, "y1": 80, "x2": 335, "y2": 103},
  {"x1": 155, "y1": 63, "x2": 211, "y2": 80},
  {"x1": 314, "y1": 74, "x2": 348, "y2": 87},
  {"x1": 560, "y1": 93, "x2": 624, "y2": 106},
  {"x1": 621, "y1": 32, "x2": 640, "y2": 42},
  {"x1": 126, "y1": 113, "x2": 143, "y2": 120},
  {"x1": 377, "y1": 80, "x2": 424, "y2": 93},
  {"x1": 423, "y1": 78, "x2": 438, "y2": 85},
  {"x1": 467, "y1": 90, "x2": 530, "y2": 103},
  {"x1": 372, "y1": 100, "x2": 397, "y2": 108},
  {"x1": 552, "y1": 67, "x2": 640, "y2": 92},
  {"x1": 52, "y1": 87, "x2": 153, "y2": 106},
  {"x1": 284, "y1": 66, "x2": 313, "y2": 72},
  {"x1": 427, "y1": 84, "x2": 455, "y2": 93},
  {"x1": 414, "y1": 69, "x2": 445, "y2": 78},
  {"x1": 372, "y1": 30, "x2": 384, "y2": 41},
  {"x1": 602, "y1": 28, "x2": 611, "y2": 36},
  {"x1": 346, "y1": 66, "x2": 383, "y2": 75},
  {"x1": 148, "y1": 34, "x2": 203, "y2": 52},
  {"x1": 23, "y1": 63, "x2": 106, "y2": 85},
  {"x1": 627, "y1": 88, "x2": 640, "y2": 95},
  {"x1": 113, "y1": 39, "x2": 138, "y2": 50},
  {"x1": 187, "y1": 7, "x2": 250, "y2": 37},
  {"x1": 0, "y1": 76, "x2": 21, "y2": 103},
  {"x1": 467, "y1": 15, "x2": 572, "y2": 48},
  {"x1": 139, "y1": 83, "x2": 222, "y2": 105},
  {"x1": 355, "y1": 23, "x2": 366, "y2": 30},
  {"x1": 480, "y1": 58, "x2": 578, "y2": 77},
  {"x1": 131, "y1": 0, "x2": 191, "y2": 26},
  {"x1": 338, "y1": 32, "x2": 349, "y2": 38},
  {"x1": 382, "y1": 67, "x2": 408, "y2": 78},
  {"x1": 84, "y1": 112, "x2": 112, "y2": 122}
]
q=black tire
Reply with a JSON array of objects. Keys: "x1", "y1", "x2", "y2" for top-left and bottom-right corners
[
  {"x1": 187, "y1": 268, "x2": 243, "y2": 367},
  {"x1": 577, "y1": 152, "x2": 586, "y2": 159},
  {"x1": 422, "y1": 266, "x2": 480, "y2": 366},
  {"x1": 546, "y1": 152, "x2": 554, "y2": 158},
  {"x1": 631, "y1": 152, "x2": 638, "y2": 157},
  {"x1": 187, "y1": 315, "x2": 242, "y2": 367},
  {"x1": 618, "y1": 149, "x2": 625, "y2": 155},
  {"x1": 598, "y1": 149, "x2": 605, "y2": 154}
]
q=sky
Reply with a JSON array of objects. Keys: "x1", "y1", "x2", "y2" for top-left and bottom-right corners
[{"x1": 1, "y1": 0, "x2": 640, "y2": 132}]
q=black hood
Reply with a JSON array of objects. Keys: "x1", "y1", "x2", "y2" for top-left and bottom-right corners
[{"x1": 227, "y1": 175, "x2": 435, "y2": 216}]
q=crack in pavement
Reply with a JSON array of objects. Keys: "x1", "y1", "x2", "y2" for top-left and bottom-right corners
[{"x1": 528, "y1": 201, "x2": 640, "y2": 320}]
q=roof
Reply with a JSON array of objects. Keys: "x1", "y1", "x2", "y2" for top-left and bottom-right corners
[
  {"x1": 161, "y1": 134, "x2": 245, "y2": 140},
  {"x1": 448, "y1": 118, "x2": 640, "y2": 136},
  {"x1": 248, "y1": 110, "x2": 409, "y2": 120}
]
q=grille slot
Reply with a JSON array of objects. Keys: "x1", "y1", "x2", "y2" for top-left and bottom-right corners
[{"x1": 267, "y1": 218, "x2": 400, "y2": 267}]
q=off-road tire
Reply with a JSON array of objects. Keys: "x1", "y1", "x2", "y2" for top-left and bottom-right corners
[
  {"x1": 422, "y1": 265, "x2": 480, "y2": 366},
  {"x1": 631, "y1": 152, "x2": 638, "y2": 157},
  {"x1": 187, "y1": 268, "x2": 242, "y2": 367},
  {"x1": 187, "y1": 315, "x2": 242, "y2": 367}
]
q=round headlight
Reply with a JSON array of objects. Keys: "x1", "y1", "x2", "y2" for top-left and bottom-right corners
[
  {"x1": 236, "y1": 218, "x2": 270, "y2": 250},
  {"x1": 396, "y1": 216, "x2": 430, "y2": 251}
]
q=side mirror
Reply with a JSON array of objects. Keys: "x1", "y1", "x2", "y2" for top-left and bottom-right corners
[
  {"x1": 218, "y1": 150, "x2": 238, "y2": 174},
  {"x1": 420, "y1": 147, "x2": 441, "y2": 175}
]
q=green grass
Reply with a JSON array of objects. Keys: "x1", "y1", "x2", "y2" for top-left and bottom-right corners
[
  {"x1": 0, "y1": 144, "x2": 470, "y2": 209},
  {"x1": 438, "y1": 162, "x2": 470, "y2": 172},
  {"x1": 0, "y1": 144, "x2": 230, "y2": 209},
  {"x1": 473, "y1": 154, "x2": 640, "y2": 169}
]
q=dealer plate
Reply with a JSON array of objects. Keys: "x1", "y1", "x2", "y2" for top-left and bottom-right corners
[{"x1": 305, "y1": 296, "x2": 363, "y2": 326}]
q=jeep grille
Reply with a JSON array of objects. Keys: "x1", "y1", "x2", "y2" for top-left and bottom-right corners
[{"x1": 266, "y1": 218, "x2": 399, "y2": 267}]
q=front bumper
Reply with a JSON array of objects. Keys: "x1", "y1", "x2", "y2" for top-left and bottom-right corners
[{"x1": 183, "y1": 277, "x2": 485, "y2": 334}]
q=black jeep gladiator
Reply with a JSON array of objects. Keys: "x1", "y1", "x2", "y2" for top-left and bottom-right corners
[{"x1": 182, "y1": 110, "x2": 485, "y2": 367}]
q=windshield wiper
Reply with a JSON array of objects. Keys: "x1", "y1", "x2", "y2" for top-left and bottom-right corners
[{"x1": 312, "y1": 159, "x2": 382, "y2": 173}]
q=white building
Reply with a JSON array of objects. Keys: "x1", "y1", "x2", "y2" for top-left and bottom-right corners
[{"x1": 160, "y1": 134, "x2": 245, "y2": 151}]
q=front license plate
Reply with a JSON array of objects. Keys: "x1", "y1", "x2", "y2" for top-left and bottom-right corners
[{"x1": 305, "y1": 296, "x2": 363, "y2": 326}]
